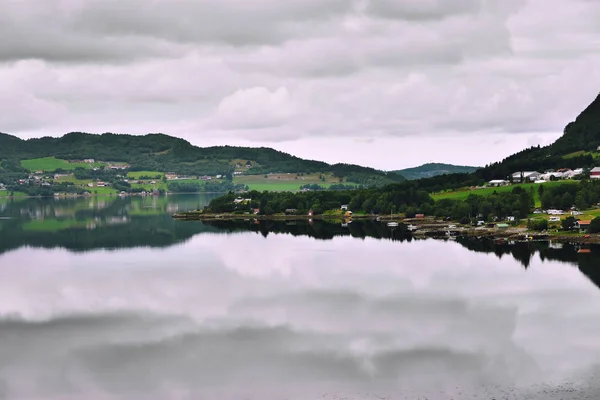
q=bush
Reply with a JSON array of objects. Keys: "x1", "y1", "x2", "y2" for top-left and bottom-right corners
[{"x1": 528, "y1": 219, "x2": 548, "y2": 231}]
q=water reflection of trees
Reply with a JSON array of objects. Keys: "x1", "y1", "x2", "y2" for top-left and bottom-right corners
[
  {"x1": 0, "y1": 195, "x2": 220, "y2": 254},
  {"x1": 203, "y1": 219, "x2": 414, "y2": 242},
  {"x1": 455, "y1": 237, "x2": 600, "y2": 290},
  {"x1": 204, "y1": 220, "x2": 600, "y2": 291},
  {"x1": 2, "y1": 197, "x2": 599, "y2": 292}
]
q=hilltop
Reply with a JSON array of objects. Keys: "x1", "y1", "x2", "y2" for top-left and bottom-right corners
[
  {"x1": 393, "y1": 163, "x2": 479, "y2": 180},
  {"x1": 0, "y1": 132, "x2": 405, "y2": 187}
]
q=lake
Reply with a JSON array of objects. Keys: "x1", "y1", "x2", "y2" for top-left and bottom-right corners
[{"x1": 1, "y1": 194, "x2": 600, "y2": 399}]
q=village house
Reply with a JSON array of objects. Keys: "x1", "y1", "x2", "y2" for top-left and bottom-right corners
[
  {"x1": 566, "y1": 168, "x2": 584, "y2": 179},
  {"x1": 341, "y1": 204, "x2": 349, "y2": 210},
  {"x1": 590, "y1": 167, "x2": 600, "y2": 179},
  {"x1": 233, "y1": 197, "x2": 251, "y2": 204},
  {"x1": 574, "y1": 220, "x2": 592, "y2": 232},
  {"x1": 84, "y1": 159, "x2": 95, "y2": 163},
  {"x1": 165, "y1": 173, "x2": 178, "y2": 180},
  {"x1": 488, "y1": 180, "x2": 509, "y2": 187},
  {"x1": 540, "y1": 171, "x2": 564, "y2": 180},
  {"x1": 511, "y1": 171, "x2": 541, "y2": 183}
]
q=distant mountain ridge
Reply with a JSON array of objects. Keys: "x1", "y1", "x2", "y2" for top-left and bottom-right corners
[
  {"x1": 392, "y1": 163, "x2": 479, "y2": 180},
  {"x1": 0, "y1": 132, "x2": 405, "y2": 185}
]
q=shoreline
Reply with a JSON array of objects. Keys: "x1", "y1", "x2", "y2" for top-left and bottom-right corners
[
  {"x1": 172, "y1": 212, "x2": 600, "y2": 244},
  {"x1": 0, "y1": 191, "x2": 230, "y2": 200}
]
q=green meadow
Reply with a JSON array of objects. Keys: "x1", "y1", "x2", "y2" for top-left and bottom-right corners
[
  {"x1": 21, "y1": 157, "x2": 100, "y2": 172},
  {"x1": 127, "y1": 171, "x2": 165, "y2": 179},
  {"x1": 431, "y1": 180, "x2": 579, "y2": 207},
  {"x1": 234, "y1": 173, "x2": 337, "y2": 192}
]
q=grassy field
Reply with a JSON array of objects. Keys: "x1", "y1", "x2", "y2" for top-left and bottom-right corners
[
  {"x1": 234, "y1": 173, "x2": 341, "y2": 192},
  {"x1": 127, "y1": 171, "x2": 165, "y2": 179},
  {"x1": 563, "y1": 150, "x2": 600, "y2": 159},
  {"x1": 21, "y1": 157, "x2": 103, "y2": 172},
  {"x1": 432, "y1": 180, "x2": 579, "y2": 207}
]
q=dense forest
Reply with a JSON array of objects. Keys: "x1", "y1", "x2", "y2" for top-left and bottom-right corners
[{"x1": 0, "y1": 132, "x2": 405, "y2": 185}]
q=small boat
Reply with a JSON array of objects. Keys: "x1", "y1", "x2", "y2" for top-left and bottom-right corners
[
  {"x1": 407, "y1": 224, "x2": 418, "y2": 231},
  {"x1": 387, "y1": 221, "x2": 399, "y2": 227}
]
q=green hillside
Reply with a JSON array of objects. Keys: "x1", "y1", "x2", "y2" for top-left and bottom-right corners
[
  {"x1": 0, "y1": 132, "x2": 405, "y2": 186},
  {"x1": 393, "y1": 163, "x2": 479, "y2": 180}
]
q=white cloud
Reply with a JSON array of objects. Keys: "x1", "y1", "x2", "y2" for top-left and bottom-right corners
[{"x1": 212, "y1": 87, "x2": 297, "y2": 130}]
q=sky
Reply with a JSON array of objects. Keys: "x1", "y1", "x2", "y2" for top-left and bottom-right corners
[{"x1": 1, "y1": 0, "x2": 599, "y2": 170}]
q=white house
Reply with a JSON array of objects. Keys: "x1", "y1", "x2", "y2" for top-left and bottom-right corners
[
  {"x1": 565, "y1": 168, "x2": 584, "y2": 179},
  {"x1": 540, "y1": 171, "x2": 563, "y2": 181},
  {"x1": 511, "y1": 171, "x2": 541, "y2": 182},
  {"x1": 488, "y1": 180, "x2": 509, "y2": 187}
]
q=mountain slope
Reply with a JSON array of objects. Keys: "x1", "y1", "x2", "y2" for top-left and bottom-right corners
[
  {"x1": 393, "y1": 163, "x2": 479, "y2": 180},
  {"x1": 552, "y1": 92, "x2": 600, "y2": 155},
  {"x1": 474, "y1": 91, "x2": 600, "y2": 181},
  {"x1": 0, "y1": 132, "x2": 405, "y2": 184}
]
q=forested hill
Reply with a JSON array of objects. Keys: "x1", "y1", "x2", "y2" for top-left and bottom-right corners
[
  {"x1": 0, "y1": 132, "x2": 405, "y2": 183},
  {"x1": 393, "y1": 163, "x2": 479, "y2": 180},
  {"x1": 473, "y1": 91, "x2": 600, "y2": 182},
  {"x1": 552, "y1": 92, "x2": 600, "y2": 155}
]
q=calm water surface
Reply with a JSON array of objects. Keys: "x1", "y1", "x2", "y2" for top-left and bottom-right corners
[{"x1": 1, "y1": 194, "x2": 600, "y2": 399}]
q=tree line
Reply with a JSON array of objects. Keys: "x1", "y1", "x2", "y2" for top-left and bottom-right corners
[{"x1": 205, "y1": 183, "x2": 537, "y2": 224}]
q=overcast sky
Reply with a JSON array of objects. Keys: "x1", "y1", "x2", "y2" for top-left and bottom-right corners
[{"x1": 1, "y1": 0, "x2": 599, "y2": 170}]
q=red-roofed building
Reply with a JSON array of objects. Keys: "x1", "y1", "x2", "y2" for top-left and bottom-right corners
[{"x1": 576, "y1": 220, "x2": 592, "y2": 232}]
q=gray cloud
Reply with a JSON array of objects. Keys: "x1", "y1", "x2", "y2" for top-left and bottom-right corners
[
  {"x1": 364, "y1": 0, "x2": 483, "y2": 20},
  {"x1": 1, "y1": 0, "x2": 600, "y2": 168}
]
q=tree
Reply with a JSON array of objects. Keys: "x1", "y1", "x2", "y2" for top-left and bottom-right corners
[
  {"x1": 575, "y1": 192, "x2": 588, "y2": 210},
  {"x1": 404, "y1": 207, "x2": 417, "y2": 218},
  {"x1": 590, "y1": 217, "x2": 600, "y2": 233},
  {"x1": 561, "y1": 192, "x2": 574, "y2": 210},
  {"x1": 541, "y1": 192, "x2": 554, "y2": 209},
  {"x1": 561, "y1": 216, "x2": 577, "y2": 231}
]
